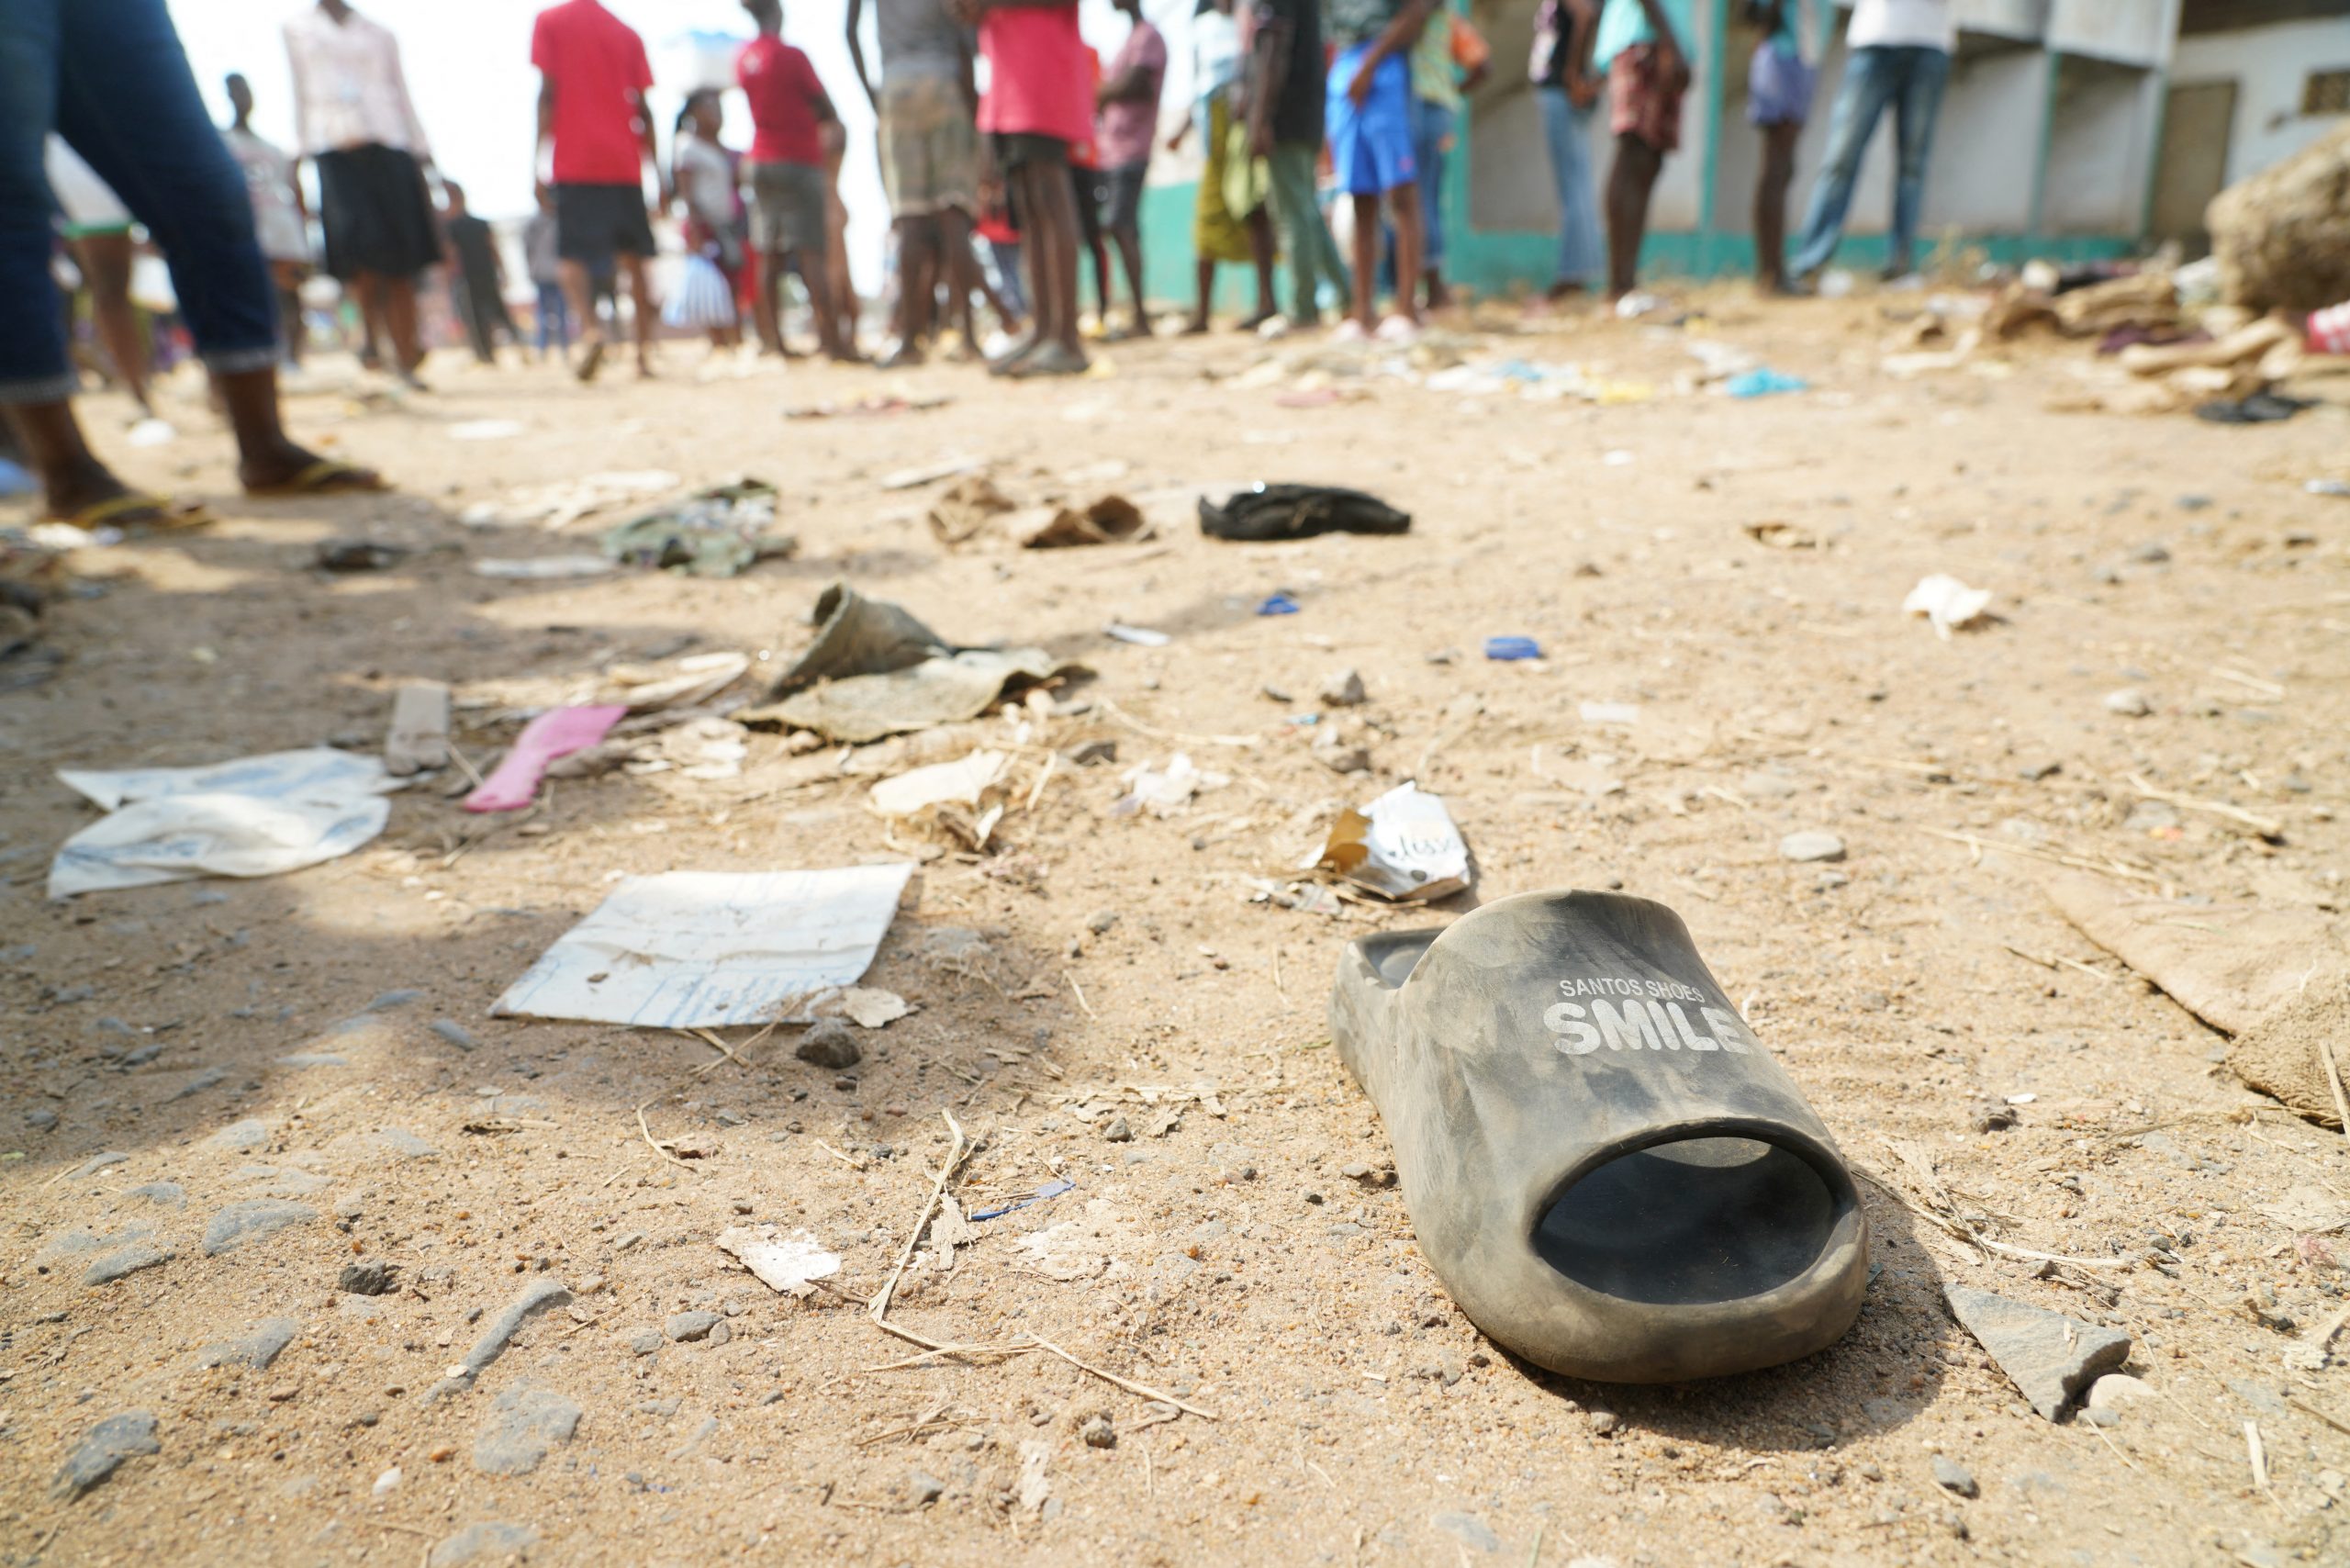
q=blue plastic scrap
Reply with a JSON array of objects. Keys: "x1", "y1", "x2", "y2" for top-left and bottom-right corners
[
  {"x1": 1725, "y1": 367, "x2": 1807, "y2": 398},
  {"x1": 1256, "y1": 591, "x2": 1301, "y2": 616},
  {"x1": 969, "y1": 1178, "x2": 1076, "y2": 1222},
  {"x1": 1483, "y1": 636, "x2": 1542, "y2": 661}
]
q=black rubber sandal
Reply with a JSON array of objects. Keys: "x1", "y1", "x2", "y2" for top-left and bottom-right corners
[{"x1": 1331, "y1": 889, "x2": 1869, "y2": 1383}]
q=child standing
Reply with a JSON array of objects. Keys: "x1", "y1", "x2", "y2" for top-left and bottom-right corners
[
  {"x1": 739, "y1": 0, "x2": 850, "y2": 360},
  {"x1": 1326, "y1": 0, "x2": 1434, "y2": 341}
]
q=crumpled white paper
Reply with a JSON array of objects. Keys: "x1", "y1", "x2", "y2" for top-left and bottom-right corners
[
  {"x1": 1903, "y1": 574, "x2": 1994, "y2": 639},
  {"x1": 715, "y1": 1226, "x2": 841, "y2": 1295},
  {"x1": 49, "y1": 748, "x2": 400, "y2": 899}
]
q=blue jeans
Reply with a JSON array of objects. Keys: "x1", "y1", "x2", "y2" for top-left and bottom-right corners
[
  {"x1": 0, "y1": 0, "x2": 278, "y2": 404},
  {"x1": 1415, "y1": 98, "x2": 1452, "y2": 267},
  {"x1": 1538, "y1": 86, "x2": 1603, "y2": 287},
  {"x1": 1789, "y1": 45, "x2": 1951, "y2": 280},
  {"x1": 534, "y1": 281, "x2": 572, "y2": 353}
]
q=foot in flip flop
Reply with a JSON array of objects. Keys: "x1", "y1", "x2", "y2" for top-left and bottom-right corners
[
  {"x1": 1006, "y1": 342, "x2": 1089, "y2": 378},
  {"x1": 1331, "y1": 889, "x2": 1869, "y2": 1383},
  {"x1": 241, "y1": 444, "x2": 386, "y2": 498},
  {"x1": 47, "y1": 490, "x2": 215, "y2": 533}
]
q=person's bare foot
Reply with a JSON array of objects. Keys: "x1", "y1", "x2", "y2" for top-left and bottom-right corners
[
  {"x1": 1236, "y1": 307, "x2": 1276, "y2": 333},
  {"x1": 1006, "y1": 341, "x2": 1088, "y2": 378},
  {"x1": 1181, "y1": 315, "x2": 1211, "y2": 336},
  {"x1": 576, "y1": 339, "x2": 607, "y2": 383},
  {"x1": 878, "y1": 341, "x2": 924, "y2": 369}
]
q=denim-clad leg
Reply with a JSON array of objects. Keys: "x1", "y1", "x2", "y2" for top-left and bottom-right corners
[
  {"x1": 1787, "y1": 45, "x2": 1902, "y2": 279},
  {"x1": 1538, "y1": 85, "x2": 1603, "y2": 286},
  {"x1": 0, "y1": 1, "x2": 72, "y2": 403},
  {"x1": 1886, "y1": 47, "x2": 1952, "y2": 276},
  {"x1": 1416, "y1": 99, "x2": 1451, "y2": 269},
  {"x1": 32, "y1": 0, "x2": 277, "y2": 399}
]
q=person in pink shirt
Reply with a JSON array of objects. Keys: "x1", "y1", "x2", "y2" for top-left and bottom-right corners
[
  {"x1": 949, "y1": 0, "x2": 1091, "y2": 376},
  {"x1": 530, "y1": 0, "x2": 666, "y2": 380},
  {"x1": 1091, "y1": 0, "x2": 1165, "y2": 338}
]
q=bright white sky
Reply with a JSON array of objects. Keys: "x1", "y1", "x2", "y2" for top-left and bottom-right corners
[{"x1": 175, "y1": 0, "x2": 1195, "y2": 292}]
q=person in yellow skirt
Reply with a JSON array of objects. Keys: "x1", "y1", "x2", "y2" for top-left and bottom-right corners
[{"x1": 1168, "y1": 0, "x2": 1275, "y2": 331}]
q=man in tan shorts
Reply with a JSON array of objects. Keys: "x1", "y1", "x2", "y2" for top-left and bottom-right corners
[{"x1": 849, "y1": 0, "x2": 983, "y2": 364}]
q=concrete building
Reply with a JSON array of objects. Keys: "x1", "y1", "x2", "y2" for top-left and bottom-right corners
[{"x1": 1136, "y1": 0, "x2": 2349, "y2": 302}]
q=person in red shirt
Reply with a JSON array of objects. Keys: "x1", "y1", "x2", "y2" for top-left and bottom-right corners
[
  {"x1": 739, "y1": 0, "x2": 851, "y2": 362},
  {"x1": 950, "y1": 0, "x2": 1091, "y2": 376},
  {"x1": 530, "y1": 0, "x2": 666, "y2": 380}
]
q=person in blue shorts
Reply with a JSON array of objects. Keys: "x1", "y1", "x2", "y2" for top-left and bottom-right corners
[{"x1": 1326, "y1": 0, "x2": 1435, "y2": 342}]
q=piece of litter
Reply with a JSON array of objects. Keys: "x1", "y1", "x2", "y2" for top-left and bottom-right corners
[
  {"x1": 1724, "y1": 367, "x2": 1807, "y2": 398},
  {"x1": 826, "y1": 987, "x2": 912, "y2": 1028},
  {"x1": 714, "y1": 1226, "x2": 841, "y2": 1296},
  {"x1": 1304, "y1": 781, "x2": 1472, "y2": 902},
  {"x1": 869, "y1": 751, "x2": 1009, "y2": 819},
  {"x1": 599, "y1": 478, "x2": 793, "y2": 578},
  {"x1": 1602, "y1": 449, "x2": 1635, "y2": 466},
  {"x1": 1114, "y1": 753, "x2": 1227, "y2": 818},
  {"x1": 50, "y1": 749, "x2": 401, "y2": 899},
  {"x1": 968, "y1": 1178, "x2": 1076, "y2": 1222},
  {"x1": 448, "y1": 419, "x2": 524, "y2": 442},
  {"x1": 1103, "y1": 623, "x2": 1170, "y2": 647},
  {"x1": 1483, "y1": 636, "x2": 1541, "y2": 661},
  {"x1": 1256, "y1": 592, "x2": 1301, "y2": 616},
  {"x1": 1579, "y1": 700, "x2": 1640, "y2": 725},
  {"x1": 879, "y1": 454, "x2": 982, "y2": 491},
  {"x1": 384, "y1": 681, "x2": 450, "y2": 778},
  {"x1": 1903, "y1": 574, "x2": 1995, "y2": 638},
  {"x1": 493, "y1": 864, "x2": 913, "y2": 1027},
  {"x1": 464, "y1": 706, "x2": 625, "y2": 812},
  {"x1": 469, "y1": 554, "x2": 618, "y2": 579},
  {"x1": 2306, "y1": 478, "x2": 2349, "y2": 498}
]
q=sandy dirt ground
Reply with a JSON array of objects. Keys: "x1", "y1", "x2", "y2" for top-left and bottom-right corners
[{"x1": 3, "y1": 287, "x2": 2349, "y2": 1568}]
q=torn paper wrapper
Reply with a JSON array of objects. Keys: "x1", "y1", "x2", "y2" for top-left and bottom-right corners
[
  {"x1": 50, "y1": 748, "x2": 400, "y2": 899},
  {"x1": 715, "y1": 1226, "x2": 841, "y2": 1296},
  {"x1": 492, "y1": 865, "x2": 914, "y2": 1027},
  {"x1": 1304, "y1": 782, "x2": 1472, "y2": 902}
]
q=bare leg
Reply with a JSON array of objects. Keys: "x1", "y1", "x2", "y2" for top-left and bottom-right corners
[
  {"x1": 74, "y1": 234, "x2": 151, "y2": 415},
  {"x1": 796, "y1": 250, "x2": 845, "y2": 362},
  {"x1": 755, "y1": 251, "x2": 786, "y2": 356},
  {"x1": 619, "y1": 253, "x2": 655, "y2": 375},
  {"x1": 1388, "y1": 181, "x2": 1424, "y2": 324},
  {"x1": 1754, "y1": 120, "x2": 1800, "y2": 294},
  {"x1": 1003, "y1": 161, "x2": 1087, "y2": 374},
  {"x1": 557, "y1": 257, "x2": 605, "y2": 380},
  {"x1": 936, "y1": 207, "x2": 982, "y2": 353},
  {"x1": 274, "y1": 263, "x2": 307, "y2": 365},
  {"x1": 884, "y1": 216, "x2": 934, "y2": 364},
  {"x1": 1112, "y1": 226, "x2": 1149, "y2": 334},
  {"x1": 381, "y1": 273, "x2": 424, "y2": 381},
  {"x1": 1187, "y1": 256, "x2": 1214, "y2": 333},
  {"x1": 1243, "y1": 207, "x2": 1277, "y2": 327},
  {"x1": 1348, "y1": 193, "x2": 1380, "y2": 328},
  {"x1": 1606, "y1": 134, "x2": 1663, "y2": 299}
]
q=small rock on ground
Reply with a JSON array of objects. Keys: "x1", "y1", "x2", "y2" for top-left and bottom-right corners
[
  {"x1": 459, "y1": 1279, "x2": 574, "y2": 1377},
  {"x1": 2104, "y1": 688, "x2": 2153, "y2": 717},
  {"x1": 795, "y1": 1018, "x2": 862, "y2": 1070},
  {"x1": 206, "y1": 1118, "x2": 271, "y2": 1152},
  {"x1": 197, "y1": 1316, "x2": 301, "y2": 1371},
  {"x1": 473, "y1": 1387, "x2": 581, "y2": 1476},
  {"x1": 203, "y1": 1199, "x2": 318, "y2": 1255},
  {"x1": 84, "y1": 1242, "x2": 173, "y2": 1286},
  {"x1": 1779, "y1": 831, "x2": 1847, "y2": 864},
  {"x1": 429, "y1": 1521, "x2": 539, "y2": 1567},
  {"x1": 1931, "y1": 1455, "x2": 1979, "y2": 1498},
  {"x1": 340, "y1": 1259, "x2": 398, "y2": 1296},
  {"x1": 1944, "y1": 1284, "x2": 2132, "y2": 1420},
  {"x1": 1432, "y1": 1511, "x2": 1500, "y2": 1553},
  {"x1": 1319, "y1": 667, "x2": 1368, "y2": 707},
  {"x1": 665, "y1": 1310, "x2": 723, "y2": 1343},
  {"x1": 54, "y1": 1410, "x2": 158, "y2": 1499}
]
